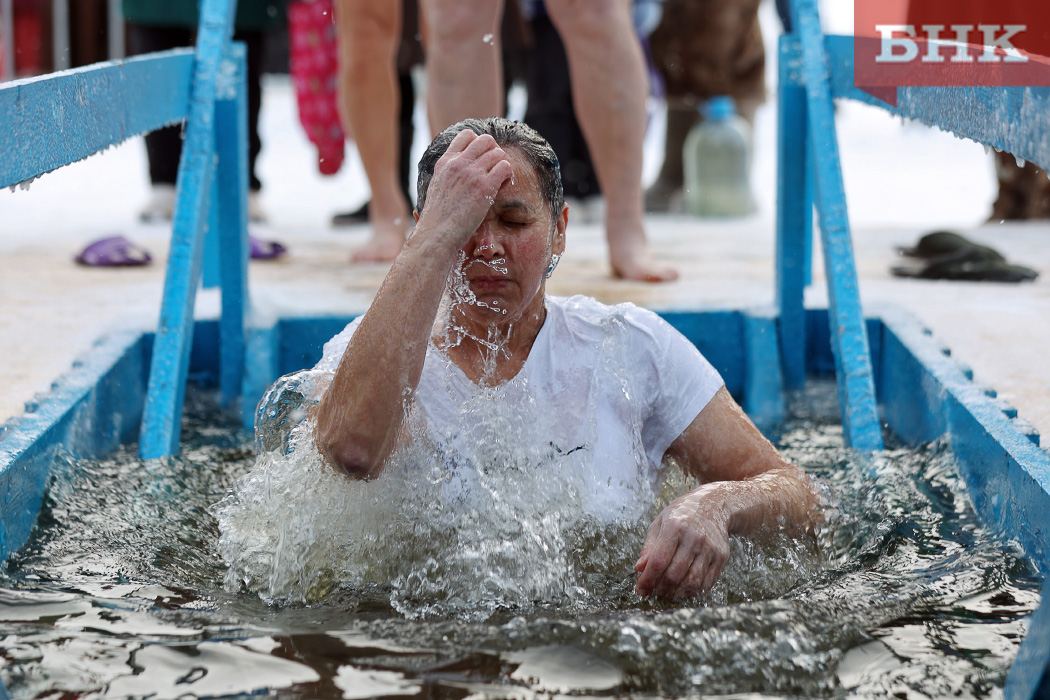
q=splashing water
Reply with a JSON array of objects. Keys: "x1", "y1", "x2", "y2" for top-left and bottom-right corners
[
  {"x1": 0, "y1": 381, "x2": 1038, "y2": 698},
  {"x1": 217, "y1": 308, "x2": 669, "y2": 618}
]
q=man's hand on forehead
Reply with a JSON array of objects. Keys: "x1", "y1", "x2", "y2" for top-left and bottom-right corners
[{"x1": 417, "y1": 129, "x2": 515, "y2": 247}]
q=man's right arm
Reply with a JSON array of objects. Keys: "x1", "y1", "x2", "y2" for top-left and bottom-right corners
[{"x1": 313, "y1": 131, "x2": 513, "y2": 478}]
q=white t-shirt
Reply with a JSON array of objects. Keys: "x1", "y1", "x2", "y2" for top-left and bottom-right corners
[{"x1": 315, "y1": 295, "x2": 724, "y2": 523}]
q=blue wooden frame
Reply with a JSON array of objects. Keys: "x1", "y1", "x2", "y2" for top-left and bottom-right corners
[
  {"x1": 138, "y1": 0, "x2": 249, "y2": 459},
  {"x1": 0, "y1": 49, "x2": 193, "y2": 187},
  {"x1": 776, "y1": 0, "x2": 883, "y2": 452},
  {"x1": 0, "y1": 0, "x2": 250, "y2": 461},
  {"x1": 776, "y1": 1, "x2": 1050, "y2": 694}
]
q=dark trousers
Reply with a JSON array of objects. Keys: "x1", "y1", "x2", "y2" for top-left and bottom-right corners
[
  {"x1": 396, "y1": 70, "x2": 415, "y2": 202},
  {"x1": 126, "y1": 23, "x2": 264, "y2": 192}
]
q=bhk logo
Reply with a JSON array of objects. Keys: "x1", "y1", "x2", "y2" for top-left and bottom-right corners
[
  {"x1": 854, "y1": 1, "x2": 1050, "y2": 105},
  {"x1": 874, "y1": 25, "x2": 1027, "y2": 64}
]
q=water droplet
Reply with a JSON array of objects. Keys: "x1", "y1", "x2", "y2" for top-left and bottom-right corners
[
  {"x1": 1015, "y1": 155, "x2": 1026, "y2": 168},
  {"x1": 482, "y1": 33, "x2": 494, "y2": 45},
  {"x1": 983, "y1": 145, "x2": 991, "y2": 156}
]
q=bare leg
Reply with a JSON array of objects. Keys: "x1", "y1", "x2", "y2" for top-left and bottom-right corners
[
  {"x1": 547, "y1": 0, "x2": 676, "y2": 282},
  {"x1": 336, "y1": 0, "x2": 410, "y2": 262},
  {"x1": 418, "y1": 0, "x2": 504, "y2": 134}
]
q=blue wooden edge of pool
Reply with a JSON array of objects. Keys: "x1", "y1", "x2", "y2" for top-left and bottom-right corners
[{"x1": 0, "y1": 306, "x2": 1048, "y2": 695}]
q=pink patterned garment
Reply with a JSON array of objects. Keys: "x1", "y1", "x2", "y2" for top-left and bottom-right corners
[{"x1": 288, "y1": 0, "x2": 346, "y2": 175}]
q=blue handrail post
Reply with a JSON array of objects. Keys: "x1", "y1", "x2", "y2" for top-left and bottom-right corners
[
  {"x1": 139, "y1": 0, "x2": 244, "y2": 459},
  {"x1": 214, "y1": 41, "x2": 250, "y2": 409},
  {"x1": 781, "y1": 0, "x2": 883, "y2": 451},
  {"x1": 775, "y1": 35, "x2": 811, "y2": 392}
]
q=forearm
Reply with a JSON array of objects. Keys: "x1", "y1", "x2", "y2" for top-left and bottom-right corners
[
  {"x1": 315, "y1": 128, "x2": 514, "y2": 477},
  {"x1": 707, "y1": 465, "x2": 823, "y2": 538},
  {"x1": 315, "y1": 230, "x2": 459, "y2": 477}
]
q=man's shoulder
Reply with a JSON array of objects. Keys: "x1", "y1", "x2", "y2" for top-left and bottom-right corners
[
  {"x1": 547, "y1": 294, "x2": 646, "y2": 323},
  {"x1": 547, "y1": 295, "x2": 667, "y2": 336}
]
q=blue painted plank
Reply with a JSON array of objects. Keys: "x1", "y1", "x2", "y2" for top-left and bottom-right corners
[
  {"x1": 139, "y1": 0, "x2": 236, "y2": 459},
  {"x1": 214, "y1": 42, "x2": 250, "y2": 407},
  {"x1": 775, "y1": 36, "x2": 809, "y2": 391},
  {"x1": 139, "y1": 154, "x2": 215, "y2": 458},
  {"x1": 0, "y1": 331, "x2": 147, "y2": 562},
  {"x1": 660, "y1": 311, "x2": 747, "y2": 401},
  {"x1": 876, "y1": 307, "x2": 1050, "y2": 697},
  {"x1": 202, "y1": 181, "x2": 221, "y2": 290},
  {"x1": 242, "y1": 324, "x2": 279, "y2": 429},
  {"x1": 1004, "y1": 585, "x2": 1050, "y2": 699},
  {"x1": 276, "y1": 316, "x2": 359, "y2": 376},
  {"x1": 0, "y1": 50, "x2": 194, "y2": 189},
  {"x1": 878, "y1": 308, "x2": 1050, "y2": 564},
  {"x1": 780, "y1": 36, "x2": 895, "y2": 109},
  {"x1": 789, "y1": 0, "x2": 883, "y2": 451},
  {"x1": 743, "y1": 310, "x2": 786, "y2": 435},
  {"x1": 896, "y1": 86, "x2": 1050, "y2": 173},
  {"x1": 781, "y1": 36, "x2": 1050, "y2": 173}
]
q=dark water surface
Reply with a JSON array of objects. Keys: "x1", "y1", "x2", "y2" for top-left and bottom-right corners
[{"x1": 0, "y1": 385, "x2": 1040, "y2": 699}]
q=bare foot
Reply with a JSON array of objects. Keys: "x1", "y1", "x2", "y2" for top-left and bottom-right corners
[
  {"x1": 612, "y1": 259, "x2": 679, "y2": 283},
  {"x1": 609, "y1": 240, "x2": 678, "y2": 282},
  {"x1": 606, "y1": 218, "x2": 678, "y2": 282},
  {"x1": 351, "y1": 217, "x2": 408, "y2": 263}
]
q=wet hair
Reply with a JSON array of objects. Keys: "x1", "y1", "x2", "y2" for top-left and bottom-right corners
[{"x1": 416, "y1": 117, "x2": 564, "y2": 226}]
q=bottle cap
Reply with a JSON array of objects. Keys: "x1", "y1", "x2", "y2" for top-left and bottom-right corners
[{"x1": 704, "y1": 96, "x2": 736, "y2": 121}]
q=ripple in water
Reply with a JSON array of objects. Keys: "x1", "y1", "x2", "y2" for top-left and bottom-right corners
[{"x1": 0, "y1": 382, "x2": 1039, "y2": 699}]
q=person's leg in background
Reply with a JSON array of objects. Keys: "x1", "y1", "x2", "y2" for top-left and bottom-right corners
[
  {"x1": 418, "y1": 0, "x2": 504, "y2": 134},
  {"x1": 335, "y1": 0, "x2": 410, "y2": 261},
  {"x1": 523, "y1": 7, "x2": 602, "y2": 223},
  {"x1": 546, "y1": 0, "x2": 676, "y2": 281},
  {"x1": 331, "y1": 70, "x2": 416, "y2": 227},
  {"x1": 990, "y1": 153, "x2": 1050, "y2": 221},
  {"x1": 332, "y1": 0, "x2": 420, "y2": 228},
  {"x1": 238, "y1": 28, "x2": 269, "y2": 223}
]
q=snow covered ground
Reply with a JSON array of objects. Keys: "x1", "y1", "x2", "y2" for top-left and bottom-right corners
[{"x1": 1, "y1": 1, "x2": 1048, "y2": 441}]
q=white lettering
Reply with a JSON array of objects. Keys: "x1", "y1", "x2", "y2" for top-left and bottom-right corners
[
  {"x1": 875, "y1": 25, "x2": 919, "y2": 63},
  {"x1": 950, "y1": 25, "x2": 976, "y2": 63},
  {"x1": 921, "y1": 24, "x2": 946, "y2": 63},
  {"x1": 979, "y1": 24, "x2": 1028, "y2": 63}
]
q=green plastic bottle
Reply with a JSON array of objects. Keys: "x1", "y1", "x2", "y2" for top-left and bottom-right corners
[{"x1": 683, "y1": 96, "x2": 754, "y2": 217}]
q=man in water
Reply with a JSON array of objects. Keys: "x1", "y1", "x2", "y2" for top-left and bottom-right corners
[{"x1": 314, "y1": 118, "x2": 822, "y2": 600}]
